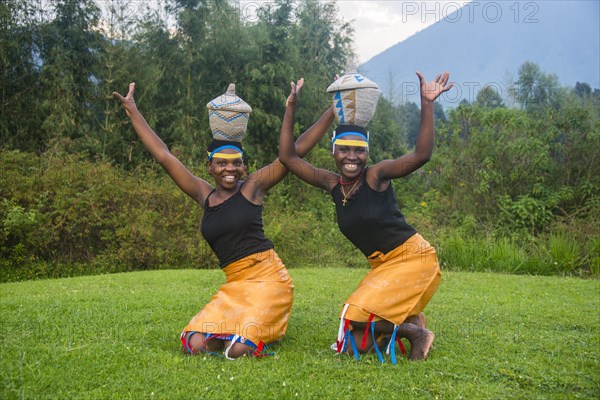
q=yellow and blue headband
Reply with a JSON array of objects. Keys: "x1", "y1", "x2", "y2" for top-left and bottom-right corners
[
  {"x1": 332, "y1": 131, "x2": 369, "y2": 150},
  {"x1": 207, "y1": 145, "x2": 244, "y2": 160}
]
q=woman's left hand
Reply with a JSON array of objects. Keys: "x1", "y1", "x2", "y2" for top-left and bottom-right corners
[
  {"x1": 112, "y1": 82, "x2": 138, "y2": 118},
  {"x1": 417, "y1": 71, "x2": 453, "y2": 103},
  {"x1": 286, "y1": 78, "x2": 304, "y2": 107}
]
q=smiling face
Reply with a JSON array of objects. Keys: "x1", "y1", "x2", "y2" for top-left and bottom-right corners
[
  {"x1": 207, "y1": 148, "x2": 245, "y2": 189},
  {"x1": 332, "y1": 134, "x2": 368, "y2": 180}
]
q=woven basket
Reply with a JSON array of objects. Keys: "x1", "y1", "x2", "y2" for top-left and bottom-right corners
[
  {"x1": 206, "y1": 83, "x2": 252, "y2": 142},
  {"x1": 326, "y1": 72, "x2": 380, "y2": 127}
]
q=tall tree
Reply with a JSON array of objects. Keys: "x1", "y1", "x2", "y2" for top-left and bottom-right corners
[
  {"x1": 86, "y1": 0, "x2": 164, "y2": 166},
  {"x1": 511, "y1": 61, "x2": 562, "y2": 113},
  {"x1": 368, "y1": 96, "x2": 406, "y2": 162},
  {"x1": 574, "y1": 82, "x2": 592, "y2": 98},
  {"x1": 475, "y1": 85, "x2": 505, "y2": 108},
  {"x1": 154, "y1": 0, "x2": 251, "y2": 164},
  {"x1": 242, "y1": 0, "x2": 353, "y2": 165},
  {"x1": 242, "y1": 0, "x2": 296, "y2": 164},
  {"x1": 39, "y1": 0, "x2": 102, "y2": 147},
  {"x1": 293, "y1": 0, "x2": 353, "y2": 123},
  {"x1": 401, "y1": 102, "x2": 421, "y2": 148},
  {"x1": 0, "y1": 0, "x2": 44, "y2": 151}
]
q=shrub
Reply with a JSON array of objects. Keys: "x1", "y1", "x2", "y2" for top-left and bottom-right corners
[
  {"x1": 0, "y1": 150, "x2": 215, "y2": 281},
  {"x1": 1, "y1": 149, "x2": 597, "y2": 281}
]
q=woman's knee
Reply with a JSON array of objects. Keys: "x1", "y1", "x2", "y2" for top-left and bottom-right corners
[
  {"x1": 225, "y1": 342, "x2": 254, "y2": 359},
  {"x1": 183, "y1": 332, "x2": 223, "y2": 354}
]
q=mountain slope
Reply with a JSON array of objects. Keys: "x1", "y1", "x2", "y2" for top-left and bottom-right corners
[{"x1": 359, "y1": 0, "x2": 600, "y2": 106}]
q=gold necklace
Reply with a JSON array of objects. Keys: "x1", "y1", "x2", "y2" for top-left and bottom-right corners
[{"x1": 341, "y1": 179, "x2": 360, "y2": 206}]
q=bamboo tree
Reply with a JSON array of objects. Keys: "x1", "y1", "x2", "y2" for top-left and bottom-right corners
[
  {"x1": 91, "y1": 0, "x2": 141, "y2": 162},
  {"x1": 39, "y1": 0, "x2": 102, "y2": 149},
  {"x1": 293, "y1": 0, "x2": 353, "y2": 124},
  {"x1": 0, "y1": 0, "x2": 45, "y2": 151}
]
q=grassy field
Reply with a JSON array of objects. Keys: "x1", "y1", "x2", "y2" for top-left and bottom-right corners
[{"x1": 1, "y1": 268, "x2": 599, "y2": 399}]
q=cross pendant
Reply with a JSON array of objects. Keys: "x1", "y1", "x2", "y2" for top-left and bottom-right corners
[{"x1": 342, "y1": 198, "x2": 347, "y2": 206}]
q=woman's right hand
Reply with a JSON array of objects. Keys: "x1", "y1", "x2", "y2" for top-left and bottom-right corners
[
  {"x1": 112, "y1": 82, "x2": 138, "y2": 118},
  {"x1": 417, "y1": 72, "x2": 453, "y2": 103}
]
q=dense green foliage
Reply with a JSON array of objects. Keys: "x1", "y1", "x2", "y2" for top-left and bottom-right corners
[
  {"x1": 1, "y1": 0, "x2": 598, "y2": 280},
  {"x1": 1, "y1": 0, "x2": 351, "y2": 165},
  {"x1": 2, "y1": 125, "x2": 598, "y2": 281},
  {"x1": 2, "y1": 270, "x2": 599, "y2": 398},
  {"x1": 0, "y1": 149, "x2": 363, "y2": 281}
]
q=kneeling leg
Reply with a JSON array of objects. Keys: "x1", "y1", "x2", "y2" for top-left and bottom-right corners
[
  {"x1": 224, "y1": 341, "x2": 255, "y2": 359},
  {"x1": 182, "y1": 331, "x2": 224, "y2": 354}
]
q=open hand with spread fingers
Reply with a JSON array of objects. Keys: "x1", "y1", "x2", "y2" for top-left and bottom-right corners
[{"x1": 417, "y1": 72, "x2": 453, "y2": 103}]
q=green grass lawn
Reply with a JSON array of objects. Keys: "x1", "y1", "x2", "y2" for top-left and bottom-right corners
[{"x1": 1, "y1": 268, "x2": 599, "y2": 399}]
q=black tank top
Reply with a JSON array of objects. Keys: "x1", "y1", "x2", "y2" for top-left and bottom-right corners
[
  {"x1": 201, "y1": 187, "x2": 274, "y2": 268},
  {"x1": 332, "y1": 171, "x2": 417, "y2": 257}
]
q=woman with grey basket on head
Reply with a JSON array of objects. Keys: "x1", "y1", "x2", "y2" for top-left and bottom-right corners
[
  {"x1": 113, "y1": 81, "x2": 334, "y2": 359},
  {"x1": 279, "y1": 69, "x2": 453, "y2": 362}
]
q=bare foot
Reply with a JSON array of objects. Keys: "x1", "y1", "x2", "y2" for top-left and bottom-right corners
[{"x1": 408, "y1": 328, "x2": 435, "y2": 361}]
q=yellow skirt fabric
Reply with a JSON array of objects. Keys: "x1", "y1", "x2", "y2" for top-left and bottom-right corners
[
  {"x1": 183, "y1": 249, "x2": 294, "y2": 345},
  {"x1": 342, "y1": 233, "x2": 441, "y2": 325}
]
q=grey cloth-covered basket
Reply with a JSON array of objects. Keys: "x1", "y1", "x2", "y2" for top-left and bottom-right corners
[
  {"x1": 206, "y1": 83, "x2": 252, "y2": 142},
  {"x1": 326, "y1": 72, "x2": 380, "y2": 127}
]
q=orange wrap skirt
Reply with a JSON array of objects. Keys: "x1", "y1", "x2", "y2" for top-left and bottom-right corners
[
  {"x1": 183, "y1": 249, "x2": 294, "y2": 346},
  {"x1": 341, "y1": 233, "x2": 441, "y2": 324}
]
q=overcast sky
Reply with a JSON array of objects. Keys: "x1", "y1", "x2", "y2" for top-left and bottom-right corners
[
  {"x1": 335, "y1": 1, "x2": 471, "y2": 63},
  {"x1": 94, "y1": 0, "x2": 472, "y2": 64}
]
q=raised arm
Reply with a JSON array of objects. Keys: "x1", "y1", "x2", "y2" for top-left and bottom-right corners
[
  {"x1": 113, "y1": 83, "x2": 213, "y2": 205},
  {"x1": 279, "y1": 80, "x2": 338, "y2": 193},
  {"x1": 243, "y1": 79, "x2": 337, "y2": 201},
  {"x1": 370, "y1": 72, "x2": 453, "y2": 182},
  {"x1": 294, "y1": 106, "x2": 334, "y2": 157}
]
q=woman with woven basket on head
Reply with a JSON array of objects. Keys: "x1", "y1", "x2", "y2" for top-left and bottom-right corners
[
  {"x1": 113, "y1": 81, "x2": 333, "y2": 359},
  {"x1": 279, "y1": 71, "x2": 452, "y2": 362}
]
